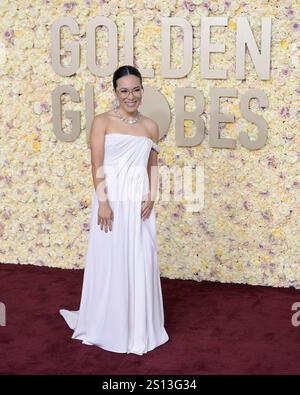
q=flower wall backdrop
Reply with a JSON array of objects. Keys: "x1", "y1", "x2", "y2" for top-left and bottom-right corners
[{"x1": 0, "y1": 0, "x2": 299, "y2": 288}]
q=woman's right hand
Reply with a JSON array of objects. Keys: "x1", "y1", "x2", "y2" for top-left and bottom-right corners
[{"x1": 97, "y1": 201, "x2": 114, "y2": 232}]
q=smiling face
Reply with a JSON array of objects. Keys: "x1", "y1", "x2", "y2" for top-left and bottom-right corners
[{"x1": 114, "y1": 74, "x2": 143, "y2": 115}]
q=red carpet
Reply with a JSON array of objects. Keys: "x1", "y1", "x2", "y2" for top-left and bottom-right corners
[{"x1": 0, "y1": 263, "x2": 300, "y2": 375}]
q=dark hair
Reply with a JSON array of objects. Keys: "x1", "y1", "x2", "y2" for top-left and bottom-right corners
[{"x1": 112, "y1": 65, "x2": 143, "y2": 91}]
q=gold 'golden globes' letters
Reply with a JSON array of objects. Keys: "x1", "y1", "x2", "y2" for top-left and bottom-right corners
[{"x1": 51, "y1": 16, "x2": 272, "y2": 150}]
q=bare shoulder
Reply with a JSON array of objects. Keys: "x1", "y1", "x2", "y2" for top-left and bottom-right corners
[
  {"x1": 93, "y1": 111, "x2": 111, "y2": 124},
  {"x1": 93, "y1": 109, "x2": 121, "y2": 127},
  {"x1": 142, "y1": 115, "x2": 159, "y2": 143},
  {"x1": 91, "y1": 111, "x2": 113, "y2": 132},
  {"x1": 89, "y1": 113, "x2": 109, "y2": 143}
]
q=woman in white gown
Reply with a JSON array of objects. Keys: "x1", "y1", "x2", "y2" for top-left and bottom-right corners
[{"x1": 59, "y1": 65, "x2": 169, "y2": 355}]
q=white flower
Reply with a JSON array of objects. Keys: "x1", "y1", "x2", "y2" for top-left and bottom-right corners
[{"x1": 285, "y1": 152, "x2": 298, "y2": 164}]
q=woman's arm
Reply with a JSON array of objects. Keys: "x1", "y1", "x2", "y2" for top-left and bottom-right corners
[
  {"x1": 89, "y1": 115, "x2": 108, "y2": 203},
  {"x1": 90, "y1": 115, "x2": 114, "y2": 232},
  {"x1": 148, "y1": 121, "x2": 160, "y2": 202},
  {"x1": 141, "y1": 121, "x2": 160, "y2": 220}
]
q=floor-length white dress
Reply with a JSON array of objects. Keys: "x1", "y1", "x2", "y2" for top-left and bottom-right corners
[{"x1": 59, "y1": 132, "x2": 169, "y2": 355}]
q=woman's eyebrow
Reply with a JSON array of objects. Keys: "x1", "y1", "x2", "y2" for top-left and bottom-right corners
[{"x1": 120, "y1": 85, "x2": 141, "y2": 89}]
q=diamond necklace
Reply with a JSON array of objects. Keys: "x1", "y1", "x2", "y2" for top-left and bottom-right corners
[{"x1": 114, "y1": 108, "x2": 141, "y2": 125}]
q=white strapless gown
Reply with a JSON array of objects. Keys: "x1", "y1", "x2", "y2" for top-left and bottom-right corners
[{"x1": 59, "y1": 133, "x2": 169, "y2": 355}]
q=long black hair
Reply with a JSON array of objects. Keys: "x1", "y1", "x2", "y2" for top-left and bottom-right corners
[{"x1": 112, "y1": 65, "x2": 143, "y2": 91}]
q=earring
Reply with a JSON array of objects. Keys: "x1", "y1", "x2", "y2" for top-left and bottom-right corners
[{"x1": 112, "y1": 98, "x2": 119, "y2": 109}]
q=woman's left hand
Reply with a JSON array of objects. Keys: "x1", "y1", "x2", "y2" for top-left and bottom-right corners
[{"x1": 141, "y1": 192, "x2": 154, "y2": 221}]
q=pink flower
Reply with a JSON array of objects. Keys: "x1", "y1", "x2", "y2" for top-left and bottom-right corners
[
  {"x1": 63, "y1": 2, "x2": 77, "y2": 11},
  {"x1": 292, "y1": 22, "x2": 300, "y2": 31},
  {"x1": 286, "y1": 8, "x2": 294, "y2": 19},
  {"x1": 183, "y1": 0, "x2": 196, "y2": 12},
  {"x1": 41, "y1": 102, "x2": 49, "y2": 112},
  {"x1": 280, "y1": 107, "x2": 290, "y2": 118},
  {"x1": 282, "y1": 68, "x2": 290, "y2": 76}
]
